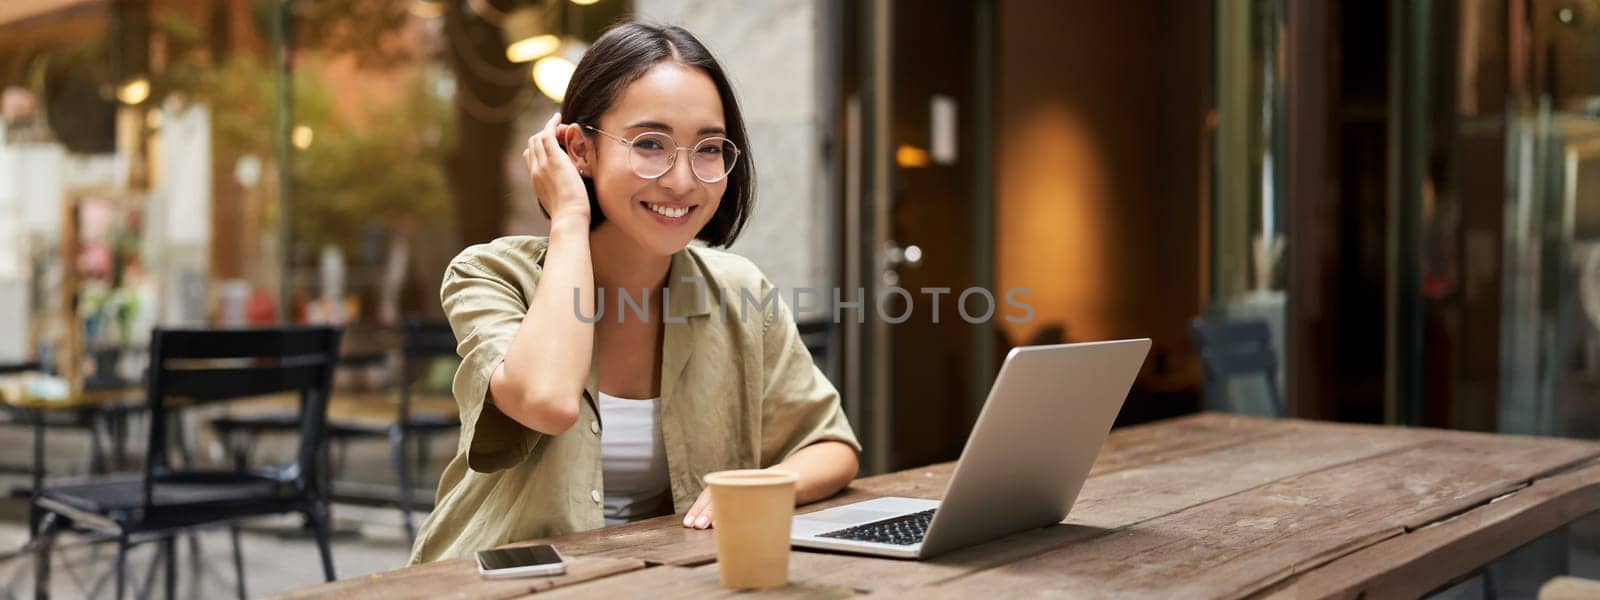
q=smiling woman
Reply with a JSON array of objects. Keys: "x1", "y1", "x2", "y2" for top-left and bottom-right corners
[
  {"x1": 553, "y1": 25, "x2": 754, "y2": 254},
  {"x1": 409, "y1": 22, "x2": 861, "y2": 564}
]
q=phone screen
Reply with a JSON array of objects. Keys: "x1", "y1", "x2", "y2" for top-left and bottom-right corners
[{"x1": 477, "y1": 545, "x2": 563, "y2": 571}]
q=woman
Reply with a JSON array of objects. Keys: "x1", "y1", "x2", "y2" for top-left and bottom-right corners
[{"x1": 410, "y1": 22, "x2": 860, "y2": 564}]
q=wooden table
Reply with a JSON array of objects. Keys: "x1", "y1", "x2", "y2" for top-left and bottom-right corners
[
  {"x1": 0, "y1": 375, "x2": 142, "y2": 495},
  {"x1": 0, "y1": 374, "x2": 145, "y2": 597},
  {"x1": 275, "y1": 413, "x2": 1600, "y2": 599}
]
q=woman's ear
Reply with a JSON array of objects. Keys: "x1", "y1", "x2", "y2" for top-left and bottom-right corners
[{"x1": 561, "y1": 124, "x2": 594, "y2": 176}]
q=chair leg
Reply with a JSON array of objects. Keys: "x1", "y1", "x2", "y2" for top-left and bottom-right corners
[
  {"x1": 85, "y1": 412, "x2": 107, "y2": 474},
  {"x1": 162, "y1": 536, "x2": 176, "y2": 600},
  {"x1": 183, "y1": 532, "x2": 203, "y2": 592},
  {"x1": 112, "y1": 410, "x2": 130, "y2": 469},
  {"x1": 31, "y1": 513, "x2": 59, "y2": 600},
  {"x1": 414, "y1": 432, "x2": 429, "y2": 485},
  {"x1": 170, "y1": 414, "x2": 194, "y2": 469},
  {"x1": 113, "y1": 534, "x2": 129, "y2": 600},
  {"x1": 389, "y1": 427, "x2": 416, "y2": 546},
  {"x1": 214, "y1": 425, "x2": 240, "y2": 471},
  {"x1": 229, "y1": 525, "x2": 247, "y2": 600},
  {"x1": 305, "y1": 503, "x2": 338, "y2": 582},
  {"x1": 135, "y1": 539, "x2": 162, "y2": 600},
  {"x1": 333, "y1": 438, "x2": 347, "y2": 476}
]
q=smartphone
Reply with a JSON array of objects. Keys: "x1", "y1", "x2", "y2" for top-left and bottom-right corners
[{"x1": 476, "y1": 544, "x2": 567, "y2": 579}]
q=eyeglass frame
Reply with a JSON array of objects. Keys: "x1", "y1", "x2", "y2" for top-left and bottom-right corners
[{"x1": 580, "y1": 124, "x2": 742, "y2": 184}]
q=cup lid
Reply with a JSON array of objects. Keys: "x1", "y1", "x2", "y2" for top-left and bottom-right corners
[{"x1": 702, "y1": 469, "x2": 798, "y2": 487}]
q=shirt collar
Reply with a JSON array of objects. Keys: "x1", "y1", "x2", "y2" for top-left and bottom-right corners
[
  {"x1": 665, "y1": 246, "x2": 717, "y2": 319},
  {"x1": 531, "y1": 238, "x2": 716, "y2": 320}
]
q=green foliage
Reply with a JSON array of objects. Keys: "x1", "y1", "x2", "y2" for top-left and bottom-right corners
[
  {"x1": 152, "y1": 10, "x2": 457, "y2": 260},
  {"x1": 290, "y1": 69, "x2": 457, "y2": 257},
  {"x1": 294, "y1": 0, "x2": 416, "y2": 69}
]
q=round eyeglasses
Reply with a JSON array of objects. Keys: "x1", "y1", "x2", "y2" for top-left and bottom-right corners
[{"x1": 582, "y1": 125, "x2": 741, "y2": 184}]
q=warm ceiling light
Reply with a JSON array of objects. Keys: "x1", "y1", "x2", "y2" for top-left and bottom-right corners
[
  {"x1": 501, "y1": 7, "x2": 549, "y2": 61},
  {"x1": 407, "y1": 0, "x2": 444, "y2": 19},
  {"x1": 292, "y1": 125, "x2": 314, "y2": 149},
  {"x1": 116, "y1": 78, "x2": 150, "y2": 105},
  {"x1": 533, "y1": 56, "x2": 576, "y2": 103},
  {"x1": 570, "y1": 0, "x2": 600, "y2": 5},
  {"x1": 506, "y1": 34, "x2": 560, "y2": 63},
  {"x1": 896, "y1": 144, "x2": 929, "y2": 168}
]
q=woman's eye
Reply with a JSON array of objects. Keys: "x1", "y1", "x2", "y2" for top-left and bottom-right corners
[
  {"x1": 698, "y1": 145, "x2": 722, "y2": 154},
  {"x1": 634, "y1": 139, "x2": 665, "y2": 150}
]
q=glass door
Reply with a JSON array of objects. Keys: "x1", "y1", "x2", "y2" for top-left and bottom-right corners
[{"x1": 1500, "y1": 0, "x2": 1600, "y2": 438}]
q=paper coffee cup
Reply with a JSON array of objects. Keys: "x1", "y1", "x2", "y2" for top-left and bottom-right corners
[{"x1": 703, "y1": 469, "x2": 798, "y2": 589}]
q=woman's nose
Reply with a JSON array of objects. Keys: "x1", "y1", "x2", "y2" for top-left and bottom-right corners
[{"x1": 656, "y1": 150, "x2": 698, "y2": 193}]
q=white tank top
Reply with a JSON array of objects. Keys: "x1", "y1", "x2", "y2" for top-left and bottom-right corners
[{"x1": 597, "y1": 391, "x2": 673, "y2": 526}]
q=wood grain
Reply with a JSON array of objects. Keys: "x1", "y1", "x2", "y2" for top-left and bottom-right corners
[
  {"x1": 925, "y1": 434, "x2": 1600, "y2": 598},
  {"x1": 269, "y1": 555, "x2": 645, "y2": 599},
  {"x1": 772, "y1": 419, "x2": 1427, "y2": 593},
  {"x1": 527, "y1": 564, "x2": 858, "y2": 599},
  {"x1": 1087, "y1": 412, "x2": 1296, "y2": 477},
  {"x1": 1257, "y1": 460, "x2": 1600, "y2": 600},
  {"x1": 504, "y1": 413, "x2": 1292, "y2": 569},
  {"x1": 277, "y1": 415, "x2": 1600, "y2": 600}
]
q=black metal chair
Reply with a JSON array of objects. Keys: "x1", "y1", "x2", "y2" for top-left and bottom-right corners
[
  {"x1": 796, "y1": 319, "x2": 831, "y2": 365},
  {"x1": 31, "y1": 326, "x2": 343, "y2": 600},
  {"x1": 0, "y1": 356, "x2": 143, "y2": 481},
  {"x1": 206, "y1": 337, "x2": 375, "y2": 469},
  {"x1": 1190, "y1": 317, "x2": 1286, "y2": 418},
  {"x1": 326, "y1": 320, "x2": 458, "y2": 545}
]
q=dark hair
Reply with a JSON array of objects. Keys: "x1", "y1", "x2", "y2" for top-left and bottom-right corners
[{"x1": 556, "y1": 22, "x2": 755, "y2": 247}]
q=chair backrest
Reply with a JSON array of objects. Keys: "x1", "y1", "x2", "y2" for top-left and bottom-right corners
[
  {"x1": 0, "y1": 360, "x2": 39, "y2": 375},
  {"x1": 402, "y1": 320, "x2": 459, "y2": 363},
  {"x1": 143, "y1": 326, "x2": 343, "y2": 506},
  {"x1": 398, "y1": 320, "x2": 459, "y2": 420},
  {"x1": 84, "y1": 345, "x2": 144, "y2": 391},
  {"x1": 1190, "y1": 317, "x2": 1284, "y2": 417},
  {"x1": 796, "y1": 319, "x2": 831, "y2": 366}
]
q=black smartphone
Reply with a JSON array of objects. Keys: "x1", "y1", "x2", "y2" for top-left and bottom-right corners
[{"x1": 476, "y1": 544, "x2": 566, "y2": 579}]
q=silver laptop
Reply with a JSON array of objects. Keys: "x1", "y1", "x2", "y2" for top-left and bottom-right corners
[{"x1": 790, "y1": 339, "x2": 1151, "y2": 559}]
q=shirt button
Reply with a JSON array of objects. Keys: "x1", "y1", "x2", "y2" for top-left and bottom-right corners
[
  {"x1": 591, "y1": 489, "x2": 602, "y2": 503},
  {"x1": 590, "y1": 421, "x2": 600, "y2": 435}
]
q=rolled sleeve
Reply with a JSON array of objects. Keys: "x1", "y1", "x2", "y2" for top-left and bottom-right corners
[
  {"x1": 440, "y1": 258, "x2": 544, "y2": 473},
  {"x1": 757, "y1": 280, "x2": 862, "y2": 467}
]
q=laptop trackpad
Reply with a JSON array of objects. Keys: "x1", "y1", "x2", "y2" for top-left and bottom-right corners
[{"x1": 799, "y1": 508, "x2": 900, "y2": 524}]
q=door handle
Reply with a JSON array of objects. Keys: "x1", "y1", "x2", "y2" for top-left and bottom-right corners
[{"x1": 879, "y1": 240, "x2": 923, "y2": 286}]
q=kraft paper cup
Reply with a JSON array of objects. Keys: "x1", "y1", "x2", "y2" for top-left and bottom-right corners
[{"x1": 703, "y1": 469, "x2": 798, "y2": 589}]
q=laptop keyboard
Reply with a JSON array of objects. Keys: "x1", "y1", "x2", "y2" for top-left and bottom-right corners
[{"x1": 817, "y1": 508, "x2": 936, "y2": 546}]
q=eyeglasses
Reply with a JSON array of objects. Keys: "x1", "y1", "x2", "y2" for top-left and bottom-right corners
[{"x1": 582, "y1": 125, "x2": 741, "y2": 184}]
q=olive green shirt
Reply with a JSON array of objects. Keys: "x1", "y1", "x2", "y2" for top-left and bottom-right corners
[{"x1": 409, "y1": 236, "x2": 861, "y2": 564}]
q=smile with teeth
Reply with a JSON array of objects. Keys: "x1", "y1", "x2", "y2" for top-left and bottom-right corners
[{"x1": 643, "y1": 202, "x2": 693, "y2": 219}]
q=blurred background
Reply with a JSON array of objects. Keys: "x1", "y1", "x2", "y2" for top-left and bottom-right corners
[{"x1": 1, "y1": 0, "x2": 1599, "y2": 596}]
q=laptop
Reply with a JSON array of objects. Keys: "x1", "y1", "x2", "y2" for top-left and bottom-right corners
[{"x1": 790, "y1": 338, "x2": 1151, "y2": 560}]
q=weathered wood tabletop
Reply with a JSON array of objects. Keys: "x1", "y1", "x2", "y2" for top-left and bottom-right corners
[
  {"x1": 275, "y1": 413, "x2": 1600, "y2": 599},
  {"x1": 0, "y1": 375, "x2": 138, "y2": 410}
]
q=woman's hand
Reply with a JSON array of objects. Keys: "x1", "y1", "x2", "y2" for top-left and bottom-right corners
[
  {"x1": 488, "y1": 112, "x2": 598, "y2": 437},
  {"x1": 683, "y1": 488, "x2": 714, "y2": 529},
  {"x1": 522, "y1": 112, "x2": 590, "y2": 224},
  {"x1": 682, "y1": 444, "x2": 857, "y2": 529}
]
